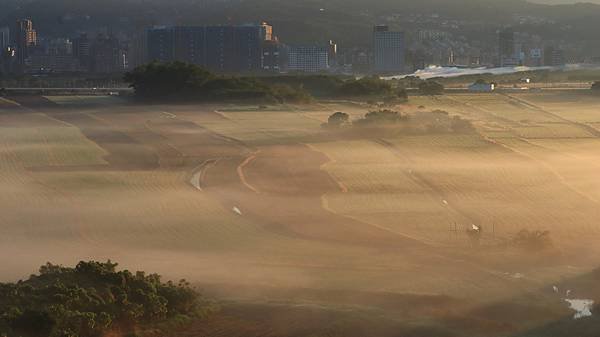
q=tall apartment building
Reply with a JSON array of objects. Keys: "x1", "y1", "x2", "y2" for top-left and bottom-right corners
[
  {"x1": 234, "y1": 25, "x2": 264, "y2": 72},
  {"x1": 262, "y1": 39, "x2": 286, "y2": 72},
  {"x1": 544, "y1": 46, "x2": 565, "y2": 67},
  {"x1": 145, "y1": 23, "x2": 272, "y2": 73},
  {"x1": 287, "y1": 45, "x2": 329, "y2": 73},
  {"x1": 0, "y1": 27, "x2": 9, "y2": 50},
  {"x1": 373, "y1": 25, "x2": 404, "y2": 74},
  {"x1": 204, "y1": 26, "x2": 237, "y2": 72},
  {"x1": 91, "y1": 34, "x2": 124, "y2": 73},
  {"x1": 172, "y1": 26, "x2": 206, "y2": 66},
  {"x1": 14, "y1": 19, "x2": 37, "y2": 70},
  {"x1": 72, "y1": 33, "x2": 91, "y2": 70},
  {"x1": 498, "y1": 28, "x2": 519, "y2": 67},
  {"x1": 147, "y1": 26, "x2": 174, "y2": 63},
  {"x1": 0, "y1": 27, "x2": 12, "y2": 74}
]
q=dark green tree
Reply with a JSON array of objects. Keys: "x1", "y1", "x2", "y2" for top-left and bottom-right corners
[
  {"x1": 124, "y1": 61, "x2": 213, "y2": 99},
  {"x1": 327, "y1": 111, "x2": 350, "y2": 128},
  {"x1": 10, "y1": 310, "x2": 55, "y2": 337},
  {"x1": 124, "y1": 62, "x2": 313, "y2": 103},
  {"x1": 418, "y1": 81, "x2": 444, "y2": 95},
  {"x1": 354, "y1": 109, "x2": 406, "y2": 126},
  {"x1": 0, "y1": 261, "x2": 210, "y2": 337},
  {"x1": 338, "y1": 77, "x2": 392, "y2": 96}
]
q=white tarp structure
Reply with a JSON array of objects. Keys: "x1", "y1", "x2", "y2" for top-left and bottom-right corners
[{"x1": 565, "y1": 299, "x2": 594, "y2": 319}]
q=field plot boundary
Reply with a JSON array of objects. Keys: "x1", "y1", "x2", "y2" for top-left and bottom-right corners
[
  {"x1": 307, "y1": 141, "x2": 451, "y2": 245},
  {"x1": 501, "y1": 93, "x2": 600, "y2": 138},
  {"x1": 487, "y1": 135, "x2": 600, "y2": 205},
  {"x1": 305, "y1": 143, "x2": 349, "y2": 193},
  {"x1": 373, "y1": 138, "x2": 478, "y2": 225},
  {"x1": 237, "y1": 151, "x2": 261, "y2": 194}
]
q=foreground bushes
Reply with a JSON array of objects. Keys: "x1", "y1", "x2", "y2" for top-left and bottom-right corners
[{"x1": 0, "y1": 261, "x2": 212, "y2": 337}]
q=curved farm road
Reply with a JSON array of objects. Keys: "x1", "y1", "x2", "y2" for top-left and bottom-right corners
[{"x1": 204, "y1": 143, "x2": 423, "y2": 248}]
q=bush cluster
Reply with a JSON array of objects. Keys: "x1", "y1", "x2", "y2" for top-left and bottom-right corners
[
  {"x1": 353, "y1": 109, "x2": 407, "y2": 126},
  {"x1": 418, "y1": 80, "x2": 445, "y2": 95},
  {"x1": 125, "y1": 64, "x2": 409, "y2": 103},
  {"x1": 325, "y1": 109, "x2": 474, "y2": 134},
  {"x1": 337, "y1": 77, "x2": 393, "y2": 97},
  {"x1": 512, "y1": 230, "x2": 553, "y2": 251},
  {"x1": 0, "y1": 261, "x2": 208, "y2": 337}
]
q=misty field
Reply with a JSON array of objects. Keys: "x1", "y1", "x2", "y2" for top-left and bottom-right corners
[{"x1": 2, "y1": 92, "x2": 600, "y2": 336}]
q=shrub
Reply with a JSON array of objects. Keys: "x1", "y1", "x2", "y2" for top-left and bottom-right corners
[
  {"x1": 270, "y1": 84, "x2": 313, "y2": 103},
  {"x1": 512, "y1": 230, "x2": 553, "y2": 251},
  {"x1": 258, "y1": 75, "x2": 343, "y2": 97},
  {"x1": 338, "y1": 77, "x2": 393, "y2": 96},
  {"x1": 354, "y1": 109, "x2": 406, "y2": 126},
  {"x1": 418, "y1": 80, "x2": 444, "y2": 95},
  {"x1": 325, "y1": 111, "x2": 350, "y2": 128}
]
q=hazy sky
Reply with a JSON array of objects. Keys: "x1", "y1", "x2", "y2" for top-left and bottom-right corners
[{"x1": 531, "y1": 0, "x2": 600, "y2": 3}]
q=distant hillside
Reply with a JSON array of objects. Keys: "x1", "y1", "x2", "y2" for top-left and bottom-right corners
[
  {"x1": 1, "y1": 0, "x2": 600, "y2": 49},
  {"x1": 529, "y1": 0, "x2": 600, "y2": 3}
]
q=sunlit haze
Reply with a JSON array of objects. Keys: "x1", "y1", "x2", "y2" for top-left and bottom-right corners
[{"x1": 2, "y1": 1, "x2": 600, "y2": 337}]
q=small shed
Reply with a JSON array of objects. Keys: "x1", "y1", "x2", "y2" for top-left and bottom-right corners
[{"x1": 468, "y1": 82, "x2": 495, "y2": 92}]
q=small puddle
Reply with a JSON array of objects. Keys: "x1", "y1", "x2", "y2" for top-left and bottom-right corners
[{"x1": 565, "y1": 299, "x2": 594, "y2": 319}]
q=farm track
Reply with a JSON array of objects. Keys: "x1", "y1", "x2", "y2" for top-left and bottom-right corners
[
  {"x1": 373, "y1": 138, "x2": 478, "y2": 225},
  {"x1": 203, "y1": 143, "x2": 426, "y2": 248}
]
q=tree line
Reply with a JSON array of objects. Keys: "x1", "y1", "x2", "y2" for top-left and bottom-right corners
[
  {"x1": 123, "y1": 62, "x2": 445, "y2": 103},
  {"x1": 324, "y1": 108, "x2": 473, "y2": 134},
  {"x1": 0, "y1": 260, "x2": 213, "y2": 337}
]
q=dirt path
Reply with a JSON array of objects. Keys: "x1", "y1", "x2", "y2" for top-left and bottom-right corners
[
  {"x1": 204, "y1": 143, "x2": 424, "y2": 248},
  {"x1": 237, "y1": 151, "x2": 261, "y2": 194}
]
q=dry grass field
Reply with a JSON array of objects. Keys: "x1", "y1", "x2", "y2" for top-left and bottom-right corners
[{"x1": 2, "y1": 92, "x2": 600, "y2": 336}]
